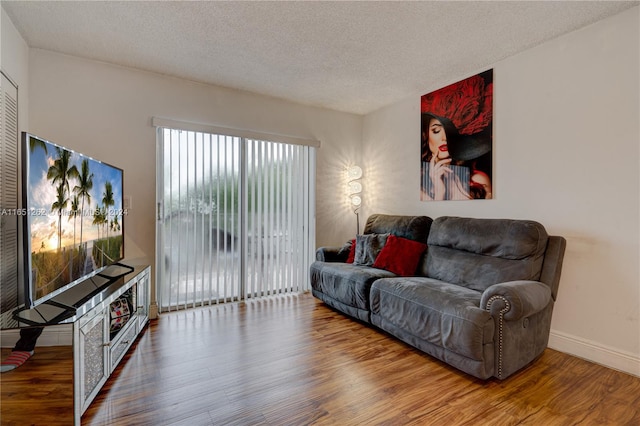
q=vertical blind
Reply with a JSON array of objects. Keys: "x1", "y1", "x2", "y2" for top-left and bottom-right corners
[{"x1": 156, "y1": 124, "x2": 315, "y2": 311}]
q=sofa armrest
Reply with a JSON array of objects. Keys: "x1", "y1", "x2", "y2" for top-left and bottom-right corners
[
  {"x1": 316, "y1": 239, "x2": 354, "y2": 262},
  {"x1": 480, "y1": 280, "x2": 552, "y2": 321},
  {"x1": 316, "y1": 246, "x2": 347, "y2": 262}
]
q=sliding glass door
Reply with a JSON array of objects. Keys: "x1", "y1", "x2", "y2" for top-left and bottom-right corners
[
  {"x1": 156, "y1": 126, "x2": 315, "y2": 311},
  {"x1": 244, "y1": 139, "x2": 312, "y2": 299}
]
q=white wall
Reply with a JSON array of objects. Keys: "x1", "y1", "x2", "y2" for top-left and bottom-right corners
[
  {"x1": 1, "y1": 8, "x2": 29, "y2": 138},
  {"x1": 23, "y1": 49, "x2": 362, "y2": 309},
  {"x1": 362, "y1": 7, "x2": 639, "y2": 376}
]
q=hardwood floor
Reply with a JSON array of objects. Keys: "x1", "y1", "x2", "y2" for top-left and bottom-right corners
[
  {"x1": 0, "y1": 345, "x2": 74, "y2": 425},
  {"x1": 3, "y1": 293, "x2": 640, "y2": 425}
]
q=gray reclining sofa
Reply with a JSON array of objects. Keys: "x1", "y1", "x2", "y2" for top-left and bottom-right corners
[{"x1": 310, "y1": 214, "x2": 566, "y2": 380}]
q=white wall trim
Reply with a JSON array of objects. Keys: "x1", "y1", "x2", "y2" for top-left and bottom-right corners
[
  {"x1": 1, "y1": 325, "x2": 72, "y2": 348},
  {"x1": 549, "y1": 329, "x2": 640, "y2": 378}
]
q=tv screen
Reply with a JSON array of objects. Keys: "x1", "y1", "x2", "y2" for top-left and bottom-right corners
[{"x1": 22, "y1": 133, "x2": 124, "y2": 308}]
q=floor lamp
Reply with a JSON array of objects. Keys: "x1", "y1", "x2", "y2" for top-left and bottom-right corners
[{"x1": 347, "y1": 166, "x2": 363, "y2": 235}]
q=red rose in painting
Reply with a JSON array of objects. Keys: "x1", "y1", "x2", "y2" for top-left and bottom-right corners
[{"x1": 421, "y1": 74, "x2": 492, "y2": 135}]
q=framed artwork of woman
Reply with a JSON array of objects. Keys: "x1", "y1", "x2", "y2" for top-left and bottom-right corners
[{"x1": 421, "y1": 69, "x2": 493, "y2": 201}]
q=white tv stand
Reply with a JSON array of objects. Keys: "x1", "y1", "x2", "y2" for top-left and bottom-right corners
[
  {"x1": 6, "y1": 264, "x2": 151, "y2": 425},
  {"x1": 71, "y1": 264, "x2": 150, "y2": 424}
]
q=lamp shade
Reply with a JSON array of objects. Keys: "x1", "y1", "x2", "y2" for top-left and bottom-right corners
[
  {"x1": 347, "y1": 165, "x2": 363, "y2": 180},
  {"x1": 347, "y1": 165, "x2": 363, "y2": 212},
  {"x1": 346, "y1": 165, "x2": 363, "y2": 234},
  {"x1": 348, "y1": 181, "x2": 362, "y2": 194}
]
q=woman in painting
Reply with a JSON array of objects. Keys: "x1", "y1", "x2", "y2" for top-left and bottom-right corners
[
  {"x1": 421, "y1": 112, "x2": 492, "y2": 201},
  {"x1": 420, "y1": 71, "x2": 493, "y2": 201}
]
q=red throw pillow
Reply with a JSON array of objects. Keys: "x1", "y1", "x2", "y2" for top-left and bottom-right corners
[
  {"x1": 346, "y1": 239, "x2": 356, "y2": 263},
  {"x1": 373, "y1": 234, "x2": 427, "y2": 276}
]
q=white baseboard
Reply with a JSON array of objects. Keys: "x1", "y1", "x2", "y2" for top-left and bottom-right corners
[
  {"x1": 549, "y1": 329, "x2": 640, "y2": 377},
  {"x1": 1, "y1": 324, "x2": 73, "y2": 348}
]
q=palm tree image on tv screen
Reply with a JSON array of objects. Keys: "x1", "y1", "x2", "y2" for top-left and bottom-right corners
[{"x1": 26, "y1": 135, "x2": 124, "y2": 301}]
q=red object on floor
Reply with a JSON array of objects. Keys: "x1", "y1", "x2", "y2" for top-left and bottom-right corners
[{"x1": 1, "y1": 351, "x2": 33, "y2": 372}]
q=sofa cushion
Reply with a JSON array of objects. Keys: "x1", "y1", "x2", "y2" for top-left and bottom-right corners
[
  {"x1": 354, "y1": 233, "x2": 389, "y2": 266},
  {"x1": 370, "y1": 277, "x2": 494, "y2": 361},
  {"x1": 373, "y1": 235, "x2": 427, "y2": 276},
  {"x1": 310, "y1": 261, "x2": 397, "y2": 318},
  {"x1": 424, "y1": 217, "x2": 549, "y2": 292}
]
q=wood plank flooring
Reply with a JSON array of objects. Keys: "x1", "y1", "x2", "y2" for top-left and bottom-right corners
[
  {"x1": 0, "y1": 345, "x2": 74, "y2": 425},
  {"x1": 3, "y1": 293, "x2": 640, "y2": 425}
]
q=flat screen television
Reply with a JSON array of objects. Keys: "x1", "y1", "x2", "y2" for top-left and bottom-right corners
[{"x1": 21, "y1": 132, "x2": 125, "y2": 309}]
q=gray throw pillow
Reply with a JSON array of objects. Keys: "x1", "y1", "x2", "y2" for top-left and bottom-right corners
[{"x1": 353, "y1": 233, "x2": 389, "y2": 266}]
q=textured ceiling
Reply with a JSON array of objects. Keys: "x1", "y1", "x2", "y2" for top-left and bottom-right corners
[{"x1": 3, "y1": 1, "x2": 638, "y2": 115}]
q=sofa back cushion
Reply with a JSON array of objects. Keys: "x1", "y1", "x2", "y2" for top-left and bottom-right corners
[
  {"x1": 424, "y1": 216, "x2": 548, "y2": 292},
  {"x1": 363, "y1": 214, "x2": 432, "y2": 243}
]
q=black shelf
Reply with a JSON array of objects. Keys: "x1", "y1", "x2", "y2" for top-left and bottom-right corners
[{"x1": 12, "y1": 263, "x2": 134, "y2": 326}]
